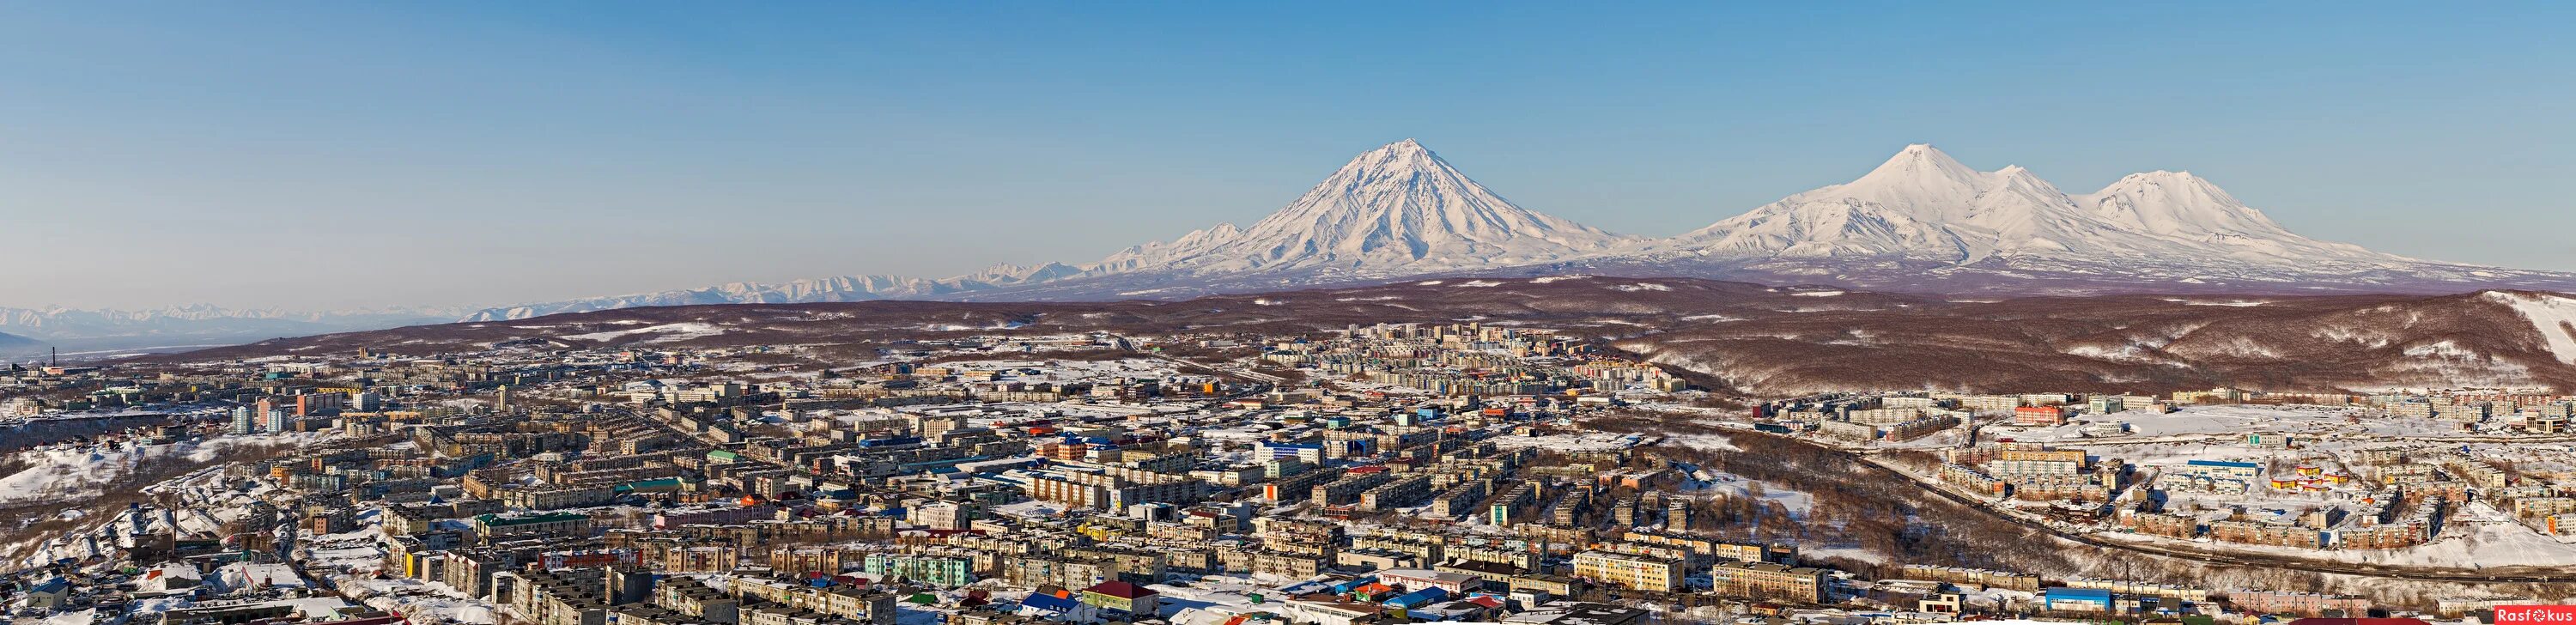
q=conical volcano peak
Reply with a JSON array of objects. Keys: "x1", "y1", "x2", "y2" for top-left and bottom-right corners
[
  {"x1": 1883, "y1": 143, "x2": 1968, "y2": 169},
  {"x1": 1849, "y1": 143, "x2": 1985, "y2": 198},
  {"x1": 1340, "y1": 138, "x2": 1445, "y2": 173}
]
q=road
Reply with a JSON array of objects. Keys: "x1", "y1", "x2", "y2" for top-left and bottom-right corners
[{"x1": 1136, "y1": 350, "x2": 1285, "y2": 385}]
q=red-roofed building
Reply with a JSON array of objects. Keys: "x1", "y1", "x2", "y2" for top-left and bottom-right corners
[
  {"x1": 1081, "y1": 581, "x2": 1160, "y2": 616},
  {"x1": 1352, "y1": 582, "x2": 1396, "y2": 599}
]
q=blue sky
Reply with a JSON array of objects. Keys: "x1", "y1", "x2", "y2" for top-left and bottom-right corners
[{"x1": 3, "y1": 3, "x2": 2571, "y2": 309}]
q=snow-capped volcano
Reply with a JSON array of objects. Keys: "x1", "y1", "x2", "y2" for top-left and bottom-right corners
[
  {"x1": 2075, "y1": 169, "x2": 2391, "y2": 264},
  {"x1": 1097, "y1": 138, "x2": 1629, "y2": 277},
  {"x1": 1654, "y1": 143, "x2": 2410, "y2": 271}
]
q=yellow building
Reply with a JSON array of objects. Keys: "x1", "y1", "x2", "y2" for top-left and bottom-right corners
[{"x1": 1571, "y1": 550, "x2": 1680, "y2": 592}]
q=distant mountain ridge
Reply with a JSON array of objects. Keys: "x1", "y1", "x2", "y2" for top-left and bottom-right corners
[
  {"x1": 0, "y1": 330, "x2": 34, "y2": 350},
  {"x1": 460, "y1": 140, "x2": 2576, "y2": 320},
  {"x1": 0, "y1": 305, "x2": 464, "y2": 356}
]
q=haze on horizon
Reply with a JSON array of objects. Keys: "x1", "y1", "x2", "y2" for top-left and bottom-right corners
[{"x1": 3, "y1": 3, "x2": 2571, "y2": 311}]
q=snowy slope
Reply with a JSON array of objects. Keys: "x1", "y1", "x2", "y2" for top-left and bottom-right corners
[
  {"x1": 2485, "y1": 291, "x2": 2576, "y2": 364},
  {"x1": 2074, "y1": 169, "x2": 2399, "y2": 266}
]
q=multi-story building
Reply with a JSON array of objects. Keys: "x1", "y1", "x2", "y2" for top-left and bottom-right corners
[
  {"x1": 1020, "y1": 469, "x2": 1206, "y2": 511},
  {"x1": 474, "y1": 513, "x2": 593, "y2": 541},
  {"x1": 1357, "y1": 475, "x2": 1434, "y2": 512},
  {"x1": 499, "y1": 485, "x2": 619, "y2": 511},
  {"x1": 2012, "y1": 406, "x2": 2067, "y2": 427},
  {"x1": 1427, "y1": 480, "x2": 1490, "y2": 519},
  {"x1": 1489, "y1": 482, "x2": 1543, "y2": 525},
  {"x1": 1939, "y1": 464, "x2": 2008, "y2": 496},
  {"x1": 1310, "y1": 472, "x2": 1394, "y2": 507},
  {"x1": 2225, "y1": 591, "x2": 2373, "y2": 616},
  {"x1": 1571, "y1": 550, "x2": 1680, "y2": 593},
  {"x1": 861, "y1": 553, "x2": 975, "y2": 587},
  {"x1": 1896, "y1": 565, "x2": 2041, "y2": 592},
  {"x1": 1709, "y1": 561, "x2": 1828, "y2": 604},
  {"x1": 2208, "y1": 519, "x2": 2323, "y2": 549},
  {"x1": 912, "y1": 502, "x2": 971, "y2": 531}
]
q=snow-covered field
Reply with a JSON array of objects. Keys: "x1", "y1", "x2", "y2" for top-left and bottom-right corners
[
  {"x1": 0, "y1": 432, "x2": 320, "y2": 506},
  {"x1": 1683, "y1": 469, "x2": 1816, "y2": 517},
  {"x1": 2097, "y1": 505, "x2": 2576, "y2": 569},
  {"x1": 1996, "y1": 404, "x2": 2467, "y2": 443}
]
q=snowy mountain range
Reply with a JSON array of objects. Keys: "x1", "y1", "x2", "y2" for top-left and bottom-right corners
[
  {"x1": 1650, "y1": 143, "x2": 2398, "y2": 266},
  {"x1": 458, "y1": 139, "x2": 2575, "y2": 321},
  {"x1": 19, "y1": 139, "x2": 2575, "y2": 353},
  {"x1": 1561, "y1": 143, "x2": 2556, "y2": 294}
]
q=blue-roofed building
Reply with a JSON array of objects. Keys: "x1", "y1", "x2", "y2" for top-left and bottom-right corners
[
  {"x1": 1256, "y1": 442, "x2": 1324, "y2": 464},
  {"x1": 25, "y1": 577, "x2": 76, "y2": 611},
  {"x1": 1328, "y1": 576, "x2": 1380, "y2": 594},
  {"x1": 1021, "y1": 592, "x2": 1078, "y2": 616},
  {"x1": 1384, "y1": 587, "x2": 1449, "y2": 610},
  {"x1": 2042, "y1": 587, "x2": 2114, "y2": 612}
]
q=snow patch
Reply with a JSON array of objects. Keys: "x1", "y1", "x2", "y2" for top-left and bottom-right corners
[
  {"x1": 2401, "y1": 340, "x2": 2480, "y2": 359},
  {"x1": 561, "y1": 322, "x2": 723, "y2": 343}
]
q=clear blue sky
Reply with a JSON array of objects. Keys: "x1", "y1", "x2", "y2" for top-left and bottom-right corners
[{"x1": 3, "y1": 3, "x2": 2571, "y2": 310}]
